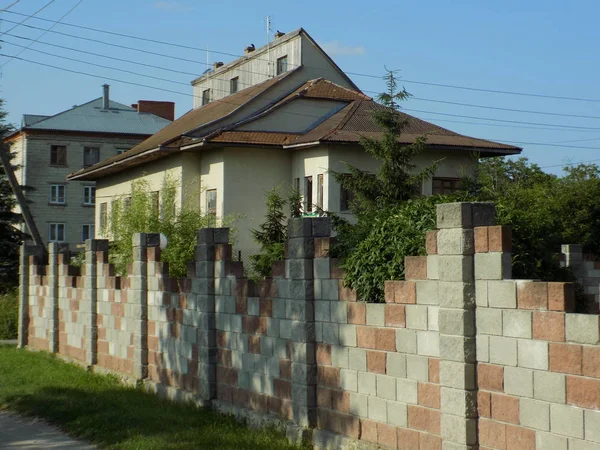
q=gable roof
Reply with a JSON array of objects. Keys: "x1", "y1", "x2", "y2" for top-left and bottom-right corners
[
  {"x1": 13, "y1": 98, "x2": 171, "y2": 136},
  {"x1": 68, "y1": 78, "x2": 521, "y2": 181}
]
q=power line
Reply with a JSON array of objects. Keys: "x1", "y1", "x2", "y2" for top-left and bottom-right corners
[
  {"x1": 1, "y1": 0, "x2": 84, "y2": 68},
  {"x1": 483, "y1": 139, "x2": 600, "y2": 151},
  {"x1": 539, "y1": 158, "x2": 600, "y2": 169},
  {"x1": 412, "y1": 116, "x2": 600, "y2": 133},
  {"x1": 0, "y1": 0, "x2": 56, "y2": 37}
]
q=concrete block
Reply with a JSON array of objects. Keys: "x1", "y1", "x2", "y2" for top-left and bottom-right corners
[
  {"x1": 416, "y1": 280, "x2": 439, "y2": 305},
  {"x1": 248, "y1": 297, "x2": 260, "y2": 316},
  {"x1": 476, "y1": 307, "x2": 503, "y2": 335},
  {"x1": 316, "y1": 279, "x2": 338, "y2": 301},
  {"x1": 569, "y1": 439, "x2": 600, "y2": 450},
  {"x1": 441, "y1": 387, "x2": 477, "y2": 417},
  {"x1": 438, "y1": 255, "x2": 474, "y2": 282},
  {"x1": 503, "y1": 309, "x2": 532, "y2": 338},
  {"x1": 565, "y1": 314, "x2": 600, "y2": 344},
  {"x1": 272, "y1": 297, "x2": 286, "y2": 319},
  {"x1": 288, "y1": 218, "x2": 312, "y2": 238},
  {"x1": 439, "y1": 335, "x2": 476, "y2": 363},
  {"x1": 534, "y1": 371, "x2": 566, "y2": 404},
  {"x1": 585, "y1": 410, "x2": 600, "y2": 443},
  {"x1": 504, "y1": 366, "x2": 533, "y2": 398},
  {"x1": 489, "y1": 336, "x2": 517, "y2": 366},
  {"x1": 518, "y1": 339, "x2": 549, "y2": 370},
  {"x1": 367, "y1": 395, "x2": 387, "y2": 422},
  {"x1": 386, "y1": 353, "x2": 406, "y2": 378},
  {"x1": 376, "y1": 374, "x2": 396, "y2": 400},
  {"x1": 331, "y1": 345, "x2": 349, "y2": 368},
  {"x1": 285, "y1": 259, "x2": 313, "y2": 280},
  {"x1": 439, "y1": 282, "x2": 475, "y2": 308},
  {"x1": 439, "y1": 308, "x2": 475, "y2": 336},
  {"x1": 405, "y1": 305, "x2": 428, "y2": 330},
  {"x1": 396, "y1": 378, "x2": 418, "y2": 404},
  {"x1": 417, "y1": 331, "x2": 439, "y2": 357},
  {"x1": 350, "y1": 393, "x2": 368, "y2": 418},
  {"x1": 349, "y1": 348, "x2": 367, "y2": 371},
  {"x1": 437, "y1": 203, "x2": 472, "y2": 229},
  {"x1": 339, "y1": 324, "x2": 357, "y2": 347},
  {"x1": 477, "y1": 334, "x2": 490, "y2": 362},
  {"x1": 550, "y1": 404, "x2": 584, "y2": 438},
  {"x1": 340, "y1": 369, "x2": 358, "y2": 392},
  {"x1": 475, "y1": 253, "x2": 512, "y2": 280},
  {"x1": 330, "y1": 302, "x2": 347, "y2": 324},
  {"x1": 428, "y1": 306, "x2": 439, "y2": 332},
  {"x1": 386, "y1": 401, "x2": 408, "y2": 427},
  {"x1": 476, "y1": 280, "x2": 488, "y2": 307},
  {"x1": 427, "y1": 255, "x2": 439, "y2": 280},
  {"x1": 437, "y1": 228, "x2": 474, "y2": 255},
  {"x1": 366, "y1": 304, "x2": 385, "y2": 326},
  {"x1": 488, "y1": 280, "x2": 518, "y2": 308},
  {"x1": 520, "y1": 398, "x2": 550, "y2": 431},
  {"x1": 315, "y1": 301, "x2": 330, "y2": 322},
  {"x1": 313, "y1": 258, "x2": 330, "y2": 279},
  {"x1": 441, "y1": 415, "x2": 478, "y2": 445},
  {"x1": 358, "y1": 371, "x2": 377, "y2": 396},
  {"x1": 322, "y1": 322, "x2": 339, "y2": 345},
  {"x1": 396, "y1": 329, "x2": 417, "y2": 354},
  {"x1": 406, "y1": 354, "x2": 429, "y2": 381},
  {"x1": 536, "y1": 432, "x2": 568, "y2": 450}
]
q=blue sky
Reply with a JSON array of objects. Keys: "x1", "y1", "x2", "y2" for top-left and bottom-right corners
[{"x1": 1, "y1": 0, "x2": 599, "y2": 174}]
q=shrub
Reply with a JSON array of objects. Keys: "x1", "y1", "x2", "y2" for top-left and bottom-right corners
[{"x1": 0, "y1": 289, "x2": 18, "y2": 339}]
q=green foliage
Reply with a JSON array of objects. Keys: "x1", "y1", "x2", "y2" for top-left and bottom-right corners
[
  {"x1": 288, "y1": 186, "x2": 303, "y2": 219},
  {"x1": 251, "y1": 187, "x2": 288, "y2": 277},
  {"x1": 105, "y1": 176, "x2": 238, "y2": 278},
  {"x1": 0, "y1": 289, "x2": 18, "y2": 339}
]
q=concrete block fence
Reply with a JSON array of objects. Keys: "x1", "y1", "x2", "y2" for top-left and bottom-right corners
[{"x1": 19, "y1": 202, "x2": 600, "y2": 450}]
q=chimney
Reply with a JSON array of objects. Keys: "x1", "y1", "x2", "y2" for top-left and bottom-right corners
[
  {"x1": 102, "y1": 84, "x2": 110, "y2": 110},
  {"x1": 213, "y1": 61, "x2": 224, "y2": 70},
  {"x1": 130, "y1": 103, "x2": 138, "y2": 109},
  {"x1": 244, "y1": 44, "x2": 255, "y2": 55},
  {"x1": 136, "y1": 100, "x2": 175, "y2": 121},
  {"x1": 274, "y1": 30, "x2": 285, "y2": 39}
]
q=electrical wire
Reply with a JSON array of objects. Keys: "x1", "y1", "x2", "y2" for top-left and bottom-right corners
[{"x1": 0, "y1": 0, "x2": 56, "y2": 37}]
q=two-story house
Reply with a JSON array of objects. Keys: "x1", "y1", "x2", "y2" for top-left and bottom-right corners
[{"x1": 5, "y1": 85, "x2": 173, "y2": 247}]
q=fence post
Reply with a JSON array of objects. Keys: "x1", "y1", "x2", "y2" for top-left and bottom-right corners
[
  {"x1": 83, "y1": 239, "x2": 108, "y2": 367},
  {"x1": 47, "y1": 242, "x2": 68, "y2": 353},
  {"x1": 18, "y1": 244, "x2": 44, "y2": 349}
]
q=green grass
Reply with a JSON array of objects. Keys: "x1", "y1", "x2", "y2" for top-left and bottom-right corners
[
  {"x1": 0, "y1": 346, "x2": 308, "y2": 450},
  {"x1": 0, "y1": 290, "x2": 18, "y2": 339}
]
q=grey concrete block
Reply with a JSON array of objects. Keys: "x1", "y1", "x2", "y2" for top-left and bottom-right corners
[
  {"x1": 477, "y1": 334, "x2": 490, "y2": 362},
  {"x1": 315, "y1": 301, "x2": 330, "y2": 323},
  {"x1": 569, "y1": 439, "x2": 600, "y2": 450},
  {"x1": 476, "y1": 307, "x2": 503, "y2": 335},
  {"x1": 287, "y1": 237, "x2": 315, "y2": 259},
  {"x1": 340, "y1": 369, "x2": 358, "y2": 392},
  {"x1": 439, "y1": 282, "x2": 475, "y2": 308},
  {"x1": 427, "y1": 255, "x2": 439, "y2": 280},
  {"x1": 396, "y1": 328, "x2": 417, "y2": 354},
  {"x1": 350, "y1": 393, "x2": 368, "y2": 418},
  {"x1": 313, "y1": 258, "x2": 330, "y2": 279},
  {"x1": 285, "y1": 259, "x2": 313, "y2": 280},
  {"x1": 289, "y1": 280, "x2": 314, "y2": 300},
  {"x1": 358, "y1": 371, "x2": 377, "y2": 396},
  {"x1": 440, "y1": 308, "x2": 475, "y2": 336},
  {"x1": 518, "y1": 339, "x2": 548, "y2": 370},
  {"x1": 417, "y1": 331, "x2": 439, "y2": 357},
  {"x1": 565, "y1": 314, "x2": 600, "y2": 344},
  {"x1": 406, "y1": 354, "x2": 429, "y2": 381},
  {"x1": 504, "y1": 366, "x2": 533, "y2": 398},
  {"x1": 376, "y1": 374, "x2": 397, "y2": 400},
  {"x1": 367, "y1": 395, "x2": 387, "y2": 422},
  {"x1": 441, "y1": 387, "x2": 477, "y2": 417},
  {"x1": 396, "y1": 378, "x2": 418, "y2": 404},
  {"x1": 330, "y1": 302, "x2": 347, "y2": 324},
  {"x1": 428, "y1": 306, "x2": 439, "y2": 332},
  {"x1": 286, "y1": 299, "x2": 314, "y2": 321},
  {"x1": 536, "y1": 432, "x2": 567, "y2": 450},
  {"x1": 312, "y1": 217, "x2": 331, "y2": 237},
  {"x1": 476, "y1": 280, "x2": 488, "y2": 307},
  {"x1": 585, "y1": 410, "x2": 600, "y2": 443},
  {"x1": 339, "y1": 324, "x2": 357, "y2": 347},
  {"x1": 520, "y1": 398, "x2": 550, "y2": 431},
  {"x1": 272, "y1": 297, "x2": 286, "y2": 319},
  {"x1": 551, "y1": 404, "x2": 584, "y2": 438},
  {"x1": 439, "y1": 361, "x2": 476, "y2": 390},
  {"x1": 475, "y1": 253, "x2": 512, "y2": 280},
  {"x1": 287, "y1": 218, "x2": 312, "y2": 238},
  {"x1": 405, "y1": 305, "x2": 428, "y2": 330},
  {"x1": 437, "y1": 228, "x2": 474, "y2": 255},
  {"x1": 349, "y1": 348, "x2": 367, "y2": 371},
  {"x1": 366, "y1": 304, "x2": 385, "y2": 326},
  {"x1": 503, "y1": 309, "x2": 532, "y2": 338},
  {"x1": 534, "y1": 371, "x2": 566, "y2": 404},
  {"x1": 315, "y1": 279, "x2": 338, "y2": 301},
  {"x1": 322, "y1": 322, "x2": 339, "y2": 345},
  {"x1": 437, "y1": 203, "x2": 472, "y2": 229},
  {"x1": 331, "y1": 345, "x2": 349, "y2": 368},
  {"x1": 438, "y1": 255, "x2": 474, "y2": 282},
  {"x1": 247, "y1": 297, "x2": 260, "y2": 316},
  {"x1": 439, "y1": 335, "x2": 476, "y2": 363},
  {"x1": 441, "y1": 415, "x2": 478, "y2": 446},
  {"x1": 489, "y1": 335, "x2": 517, "y2": 366},
  {"x1": 387, "y1": 353, "x2": 406, "y2": 378},
  {"x1": 386, "y1": 401, "x2": 408, "y2": 427}
]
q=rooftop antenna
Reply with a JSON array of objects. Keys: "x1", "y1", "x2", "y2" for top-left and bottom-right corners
[{"x1": 266, "y1": 16, "x2": 272, "y2": 78}]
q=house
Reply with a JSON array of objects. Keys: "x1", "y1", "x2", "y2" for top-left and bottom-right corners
[
  {"x1": 4, "y1": 85, "x2": 174, "y2": 247},
  {"x1": 68, "y1": 75, "x2": 521, "y2": 259}
]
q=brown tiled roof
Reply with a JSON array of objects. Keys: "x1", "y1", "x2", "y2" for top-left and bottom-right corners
[
  {"x1": 209, "y1": 131, "x2": 299, "y2": 145},
  {"x1": 283, "y1": 78, "x2": 371, "y2": 102}
]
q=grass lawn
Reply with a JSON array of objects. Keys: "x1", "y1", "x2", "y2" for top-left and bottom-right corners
[{"x1": 0, "y1": 345, "x2": 308, "y2": 450}]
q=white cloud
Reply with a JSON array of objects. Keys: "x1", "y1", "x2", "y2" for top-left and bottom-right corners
[
  {"x1": 321, "y1": 41, "x2": 366, "y2": 57},
  {"x1": 153, "y1": 1, "x2": 195, "y2": 12}
]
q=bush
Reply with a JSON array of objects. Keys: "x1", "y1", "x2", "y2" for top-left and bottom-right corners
[{"x1": 0, "y1": 289, "x2": 18, "y2": 339}]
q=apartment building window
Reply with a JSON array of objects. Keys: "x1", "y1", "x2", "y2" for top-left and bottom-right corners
[
  {"x1": 50, "y1": 145, "x2": 67, "y2": 166},
  {"x1": 317, "y1": 174, "x2": 324, "y2": 209},
  {"x1": 116, "y1": 148, "x2": 129, "y2": 155},
  {"x1": 83, "y1": 186, "x2": 95, "y2": 205},
  {"x1": 305, "y1": 176, "x2": 313, "y2": 213},
  {"x1": 276, "y1": 55, "x2": 288, "y2": 75},
  {"x1": 49, "y1": 223, "x2": 65, "y2": 242},
  {"x1": 49, "y1": 184, "x2": 66, "y2": 204},
  {"x1": 432, "y1": 177, "x2": 461, "y2": 195},
  {"x1": 340, "y1": 177, "x2": 355, "y2": 212},
  {"x1": 82, "y1": 224, "x2": 95, "y2": 242},
  {"x1": 202, "y1": 89, "x2": 211, "y2": 106},
  {"x1": 99, "y1": 202, "x2": 107, "y2": 230},
  {"x1": 83, "y1": 147, "x2": 100, "y2": 167},
  {"x1": 230, "y1": 77, "x2": 239, "y2": 94}
]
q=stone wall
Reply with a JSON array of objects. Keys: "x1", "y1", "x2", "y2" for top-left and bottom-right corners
[
  {"x1": 561, "y1": 244, "x2": 600, "y2": 313},
  {"x1": 20, "y1": 202, "x2": 600, "y2": 449}
]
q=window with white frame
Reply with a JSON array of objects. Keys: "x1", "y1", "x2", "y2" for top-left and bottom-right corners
[
  {"x1": 49, "y1": 223, "x2": 65, "y2": 242},
  {"x1": 202, "y1": 89, "x2": 211, "y2": 106},
  {"x1": 50, "y1": 184, "x2": 66, "y2": 204},
  {"x1": 276, "y1": 55, "x2": 288, "y2": 75},
  {"x1": 230, "y1": 77, "x2": 239, "y2": 94},
  {"x1": 83, "y1": 186, "x2": 95, "y2": 205},
  {"x1": 83, "y1": 147, "x2": 100, "y2": 167},
  {"x1": 82, "y1": 224, "x2": 95, "y2": 242}
]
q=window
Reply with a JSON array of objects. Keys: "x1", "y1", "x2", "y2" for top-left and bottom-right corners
[
  {"x1": 151, "y1": 191, "x2": 159, "y2": 215},
  {"x1": 83, "y1": 186, "x2": 95, "y2": 205},
  {"x1": 317, "y1": 174, "x2": 324, "y2": 209},
  {"x1": 230, "y1": 77, "x2": 239, "y2": 94},
  {"x1": 49, "y1": 223, "x2": 65, "y2": 242},
  {"x1": 82, "y1": 224, "x2": 95, "y2": 242},
  {"x1": 50, "y1": 184, "x2": 66, "y2": 204},
  {"x1": 432, "y1": 177, "x2": 462, "y2": 195},
  {"x1": 50, "y1": 145, "x2": 67, "y2": 166},
  {"x1": 83, "y1": 147, "x2": 100, "y2": 167},
  {"x1": 116, "y1": 148, "x2": 129, "y2": 155},
  {"x1": 276, "y1": 55, "x2": 288, "y2": 75},
  {"x1": 304, "y1": 176, "x2": 313, "y2": 213},
  {"x1": 206, "y1": 189, "x2": 217, "y2": 226},
  {"x1": 202, "y1": 89, "x2": 211, "y2": 106},
  {"x1": 340, "y1": 176, "x2": 355, "y2": 212},
  {"x1": 99, "y1": 202, "x2": 107, "y2": 230}
]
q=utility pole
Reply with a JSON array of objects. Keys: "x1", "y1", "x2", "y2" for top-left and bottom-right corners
[{"x1": 0, "y1": 143, "x2": 44, "y2": 248}]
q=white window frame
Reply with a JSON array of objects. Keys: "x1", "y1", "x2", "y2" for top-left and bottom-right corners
[
  {"x1": 82, "y1": 224, "x2": 95, "y2": 242},
  {"x1": 49, "y1": 223, "x2": 65, "y2": 242},
  {"x1": 202, "y1": 89, "x2": 211, "y2": 106},
  {"x1": 230, "y1": 77, "x2": 239, "y2": 94},
  {"x1": 50, "y1": 184, "x2": 66, "y2": 204},
  {"x1": 276, "y1": 55, "x2": 288, "y2": 75},
  {"x1": 83, "y1": 186, "x2": 95, "y2": 205}
]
